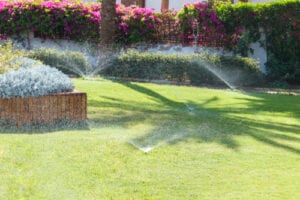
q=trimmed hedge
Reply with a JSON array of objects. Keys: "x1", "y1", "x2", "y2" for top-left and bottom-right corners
[
  {"x1": 104, "y1": 51, "x2": 262, "y2": 87},
  {"x1": 27, "y1": 48, "x2": 92, "y2": 76}
]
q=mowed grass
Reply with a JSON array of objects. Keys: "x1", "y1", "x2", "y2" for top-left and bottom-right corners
[{"x1": 0, "y1": 78, "x2": 299, "y2": 200}]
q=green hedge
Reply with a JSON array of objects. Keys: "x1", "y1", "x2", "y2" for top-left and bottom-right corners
[
  {"x1": 27, "y1": 48, "x2": 92, "y2": 76},
  {"x1": 104, "y1": 51, "x2": 262, "y2": 87}
]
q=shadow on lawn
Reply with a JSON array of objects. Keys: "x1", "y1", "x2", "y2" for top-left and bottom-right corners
[{"x1": 89, "y1": 81, "x2": 300, "y2": 154}]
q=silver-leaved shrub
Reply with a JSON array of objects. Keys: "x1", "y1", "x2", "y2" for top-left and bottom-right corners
[
  {"x1": 10, "y1": 57, "x2": 43, "y2": 69},
  {"x1": 0, "y1": 65, "x2": 74, "y2": 99}
]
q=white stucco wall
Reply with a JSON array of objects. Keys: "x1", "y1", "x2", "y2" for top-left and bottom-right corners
[
  {"x1": 116, "y1": 0, "x2": 205, "y2": 11},
  {"x1": 146, "y1": 0, "x2": 204, "y2": 11},
  {"x1": 117, "y1": 1, "x2": 275, "y2": 10},
  {"x1": 171, "y1": 0, "x2": 205, "y2": 11},
  {"x1": 234, "y1": 0, "x2": 275, "y2": 3},
  {"x1": 144, "y1": 1, "x2": 161, "y2": 11}
]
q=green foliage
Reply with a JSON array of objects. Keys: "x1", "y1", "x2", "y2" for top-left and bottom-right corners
[
  {"x1": 104, "y1": 51, "x2": 262, "y2": 86},
  {"x1": 235, "y1": 30, "x2": 253, "y2": 56},
  {"x1": 266, "y1": 55, "x2": 300, "y2": 85},
  {"x1": 260, "y1": 1, "x2": 300, "y2": 84},
  {"x1": 27, "y1": 48, "x2": 92, "y2": 76},
  {"x1": 176, "y1": 3, "x2": 200, "y2": 32},
  {"x1": 0, "y1": 41, "x2": 24, "y2": 74},
  {"x1": 216, "y1": 2, "x2": 261, "y2": 44},
  {"x1": 209, "y1": 0, "x2": 233, "y2": 9},
  {"x1": 216, "y1": 0, "x2": 300, "y2": 83}
]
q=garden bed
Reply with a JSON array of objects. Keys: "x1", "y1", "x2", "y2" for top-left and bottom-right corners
[{"x1": 0, "y1": 91, "x2": 87, "y2": 127}]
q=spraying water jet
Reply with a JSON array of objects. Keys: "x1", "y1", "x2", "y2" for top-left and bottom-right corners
[{"x1": 193, "y1": 58, "x2": 237, "y2": 90}]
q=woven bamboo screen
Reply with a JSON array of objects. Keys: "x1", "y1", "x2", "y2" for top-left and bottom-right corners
[{"x1": 0, "y1": 91, "x2": 87, "y2": 127}]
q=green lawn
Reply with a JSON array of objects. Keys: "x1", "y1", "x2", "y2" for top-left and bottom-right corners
[{"x1": 0, "y1": 78, "x2": 299, "y2": 200}]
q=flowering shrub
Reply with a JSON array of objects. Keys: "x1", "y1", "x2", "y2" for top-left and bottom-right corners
[
  {"x1": 176, "y1": 2, "x2": 235, "y2": 47},
  {"x1": 0, "y1": 34, "x2": 7, "y2": 40},
  {"x1": 175, "y1": 0, "x2": 299, "y2": 83},
  {"x1": 0, "y1": 65, "x2": 74, "y2": 98},
  {"x1": 0, "y1": 0, "x2": 100, "y2": 41},
  {"x1": 0, "y1": 1, "x2": 159, "y2": 43},
  {"x1": 116, "y1": 4, "x2": 161, "y2": 43},
  {"x1": 154, "y1": 10, "x2": 180, "y2": 43}
]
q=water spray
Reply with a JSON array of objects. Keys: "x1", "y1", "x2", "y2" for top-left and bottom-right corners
[{"x1": 192, "y1": 58, "x2": 237, "y2": 90}]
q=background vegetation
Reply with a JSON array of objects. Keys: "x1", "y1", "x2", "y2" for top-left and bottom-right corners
[{"x1": 0, "y1": 0, "x2": 299, "y2": 84}]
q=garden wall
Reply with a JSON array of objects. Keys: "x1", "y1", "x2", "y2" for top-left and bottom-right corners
[{"x1": 0, "y1": 92, "x2": 87, "y2": 126}]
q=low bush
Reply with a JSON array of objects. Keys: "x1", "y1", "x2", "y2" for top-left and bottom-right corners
[
  {"x1": 0, "y1": 65, "x2": 74, "y2": 99},
  {"x1": 104, "y1": 51, "x2": 262, "y2": 87},
  {"x1": 13, "y1": 57, "x2": 43, "y2": 69},
  {"x1": 27, "y1": 48, "x2": 92, "y2": 76}
]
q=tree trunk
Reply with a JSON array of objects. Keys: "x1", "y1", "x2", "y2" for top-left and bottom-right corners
[
  {"x1": 161, "y1": 0, "x2": 169, "y2": 11},
  {"x1": 100, "y1": 0, "x2": 117, "y2": 46},
  {"x1": 121, "y1": 0, "x2": 145, "y2": 7},
  {"x1": 139, "y1": 0, "x2": 145, "y2": 8}
]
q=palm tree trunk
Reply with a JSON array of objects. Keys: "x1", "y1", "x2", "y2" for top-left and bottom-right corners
[
  {"x1": 121, "y1": 0, "x2": 145, "y2": 7},
  {"x1": 100, "y1": 0, "x2": 117, "y2": 46},
  {"x1": 161, "y1": 0, "x2": 169, "y2": 11},
  {"x1": 139, "y1": 0, "x2": 145, "y2": 8}
]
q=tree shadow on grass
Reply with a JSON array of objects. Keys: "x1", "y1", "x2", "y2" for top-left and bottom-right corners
[
  {"x1": 119, "y1": 81, "x2": 185, "y2": 108},
  {"x1": 89, "y1": 81, "x2": 300, "y2": 154},
  {"x1": 235, "y1": 94, "x2": 300, "y2": 119}
]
